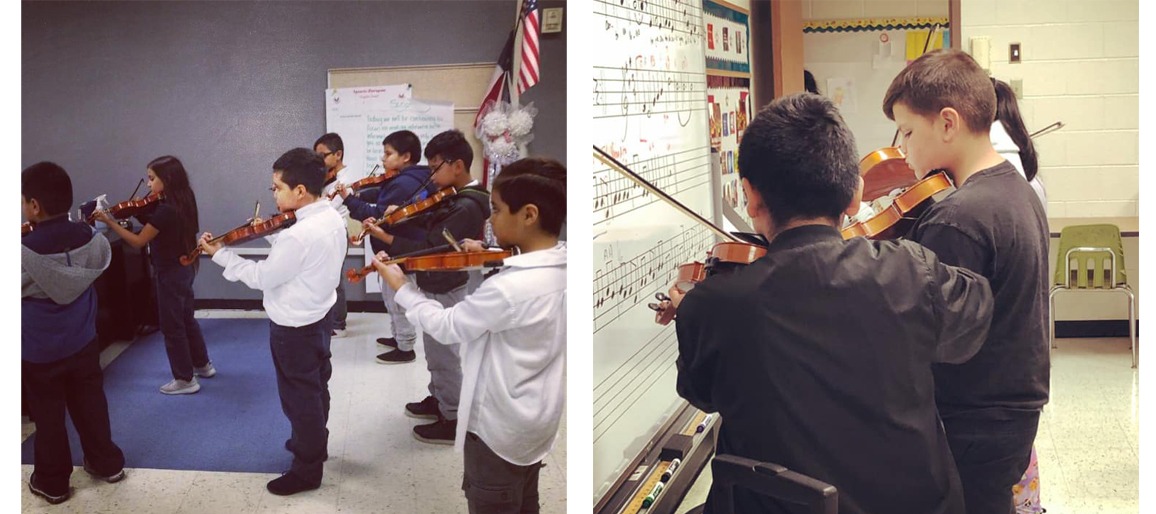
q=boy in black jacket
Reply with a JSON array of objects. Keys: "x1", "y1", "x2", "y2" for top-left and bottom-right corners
[{"x1": 361, "y1": 129, "x2": 490, "y2": 444}]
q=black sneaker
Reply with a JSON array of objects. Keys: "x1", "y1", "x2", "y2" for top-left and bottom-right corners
[
  {"x1": 405, "y1": 396, "x2": 440, "y2": 420},
  {"x1": 376, "y1": 337, "x2": 399, "y2": 349},
  {"x1": 266, "y1": 472, "x2": 320, "y2": 496},
  {"x1": 83, "y1": 459, "x2": 126, "y2": 483},
  {"x1": 413, "y1": 418, "x2": 457, "y2": 445},
  {"x1": 29, "y1": 473, "x2": 70, "y2": 504},
  {"x1": 375, "y1": 349, "x2": 415, "y2": 364}
]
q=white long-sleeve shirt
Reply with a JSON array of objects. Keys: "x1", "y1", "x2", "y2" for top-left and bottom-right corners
[
  {"x1": 393, "y1": 242, "x2": 567, "y2": 466},
  {"x1": 990, "y1": 121, "x2": 1047, "y2": 213},
  {"x1": 211, "y1": 199, "x2": 348, "y2": 327}
]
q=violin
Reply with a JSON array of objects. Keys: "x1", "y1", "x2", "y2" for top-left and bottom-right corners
[
  {"x1": 327, "y1": 165, "x2": 396, "y2": 200},
  {"x1": 841, "y1": 171, "x2": 952, "y2": 240},
  {"x1": 346, "y1": 248, "x2": 513, "y2": 283},
  {"x1": 858, "y1": 147, "x2": 918, "y2": 202},
  {"x1": 350, "y1": 187, "x2": 457, "y2": 245},
  {"x1": 650, "y1": 262, "x2": 704, "y2": 325},
  {"x1": 179, "y1": 212, "x2": 296, "y2": 266},
  {"x1": 594, "y1": 146, "x2": 767, "y2": 325},
  {"x1": 87, "y1": 192, "x2": 165, "y2": 224},
  {"x1": 22, "y1": 222, "x2": 33, "y2": 236},
  {"x1": 647, "y1": 241, "x2": 770, "y2": 325}
]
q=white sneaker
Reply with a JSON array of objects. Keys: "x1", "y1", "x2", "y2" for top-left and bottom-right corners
[
  {"x1": 160, "y1": 378, "x2": 200, "y2": 395},
  {"x1": 194, "y1": 362, "x2": 216, "y2": 378}
]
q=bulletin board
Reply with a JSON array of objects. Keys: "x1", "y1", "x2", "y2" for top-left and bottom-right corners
[{"x1": 328, "y1": 63, "x2": 497, "y2": 180}]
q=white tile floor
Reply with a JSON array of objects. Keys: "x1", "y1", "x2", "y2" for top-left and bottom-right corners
[
  {"x1": 675, "y1": 337, "x2": 1141, "y2": 514},
  {"x1": 20, "y1": 311, "x2": 568, "y2": 513}
]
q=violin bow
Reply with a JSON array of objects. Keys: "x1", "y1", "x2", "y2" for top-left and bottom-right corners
[
  {"x1": 1029, "y1": 121, "x2": 1064, "y2": 139},
  {"x1": 593, "y1": 146, "x2": 741, "y2": 244},
  {"x1": 442, "y1": 228, "x2": 464, "y2": 252},
  {"x1": 127, "y1": 178, "x2": 145, "y2": 201}
]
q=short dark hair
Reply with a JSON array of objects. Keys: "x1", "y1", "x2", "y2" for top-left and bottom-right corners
[
  {"x1": 272, "y1": 148, "x2": 326, "y2": 196},
  {"x1": 382, "y1": 130, "x2": 422, "y2": 165},
  {"x1": 22, "y1": 162, "x2": 74, "y2": 216},
  {"x1": 738, "y1": 94, "x2": 859, "y2": 226},
  {"x1": 313, "y1": 132, "x2": 344, "y2": 155},
  {"x1": 883, "y1": 49, "x2": 995, "y2": 135},
  {"x1": 493, "y1": 158, "x2": 567, "y2": 236},
  {"x1": 424, "y1": 129, "x2": 473, "y2": 170}
]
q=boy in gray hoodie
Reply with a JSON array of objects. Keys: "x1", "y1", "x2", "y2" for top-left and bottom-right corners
[{"x1": 22, "y1": 162, "x2": 126, "y2": 504}]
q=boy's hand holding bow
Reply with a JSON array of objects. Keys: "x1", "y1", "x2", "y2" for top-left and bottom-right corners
[{"x1": 373, "y1": 251, "x2": 407, "y2": 291}]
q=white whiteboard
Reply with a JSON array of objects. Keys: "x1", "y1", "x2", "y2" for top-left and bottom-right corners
[{"x1": 592, "y1": 0, "x2": 718, "y2": 504}]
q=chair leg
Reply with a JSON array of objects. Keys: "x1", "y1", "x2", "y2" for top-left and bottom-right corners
[
  {"x1": 1123, "y1": 286, "x2": 1137, "y2": 368},
  {"x1": 1048, "y1": 288, "x2": 1059, "y2": 352}
]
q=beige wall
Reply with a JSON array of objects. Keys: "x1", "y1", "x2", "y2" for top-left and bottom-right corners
[
  {"x1": 797, "y1": 0, "x2": 1140, "y2": 323},
  {"x1": 960, "y1": 0, "x2": 1139, "y2": 217}
]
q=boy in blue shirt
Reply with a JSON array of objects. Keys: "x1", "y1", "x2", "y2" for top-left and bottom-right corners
[{"x1": 22, "y1": 162, "x2": 126, "y2": 504}]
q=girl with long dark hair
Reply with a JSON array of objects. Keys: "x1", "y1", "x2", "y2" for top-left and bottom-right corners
[
  {"x1": 95, "y1": 156, "x2": 213, "y2": 395},
  {"x1": 991, "y1": 78, "x2": 1047, "y2": 212}
]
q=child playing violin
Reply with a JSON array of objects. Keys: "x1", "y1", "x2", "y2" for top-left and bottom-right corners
[
  {"x1": 94, "y1": 156, "x2": 214, "y2": 396},
  {"x1": 313, "y1": 132, "x2": 364, "y2": 338},
  {"x1": 337, "y1": 130, "x2": 435, "y2": 359},
  {"x1": 359, "y1": 129, "x2": 491, "y2": 445},
  {"x1": 198, "y1": 148, "x2": 347, "y2": 496},
  {"x1": 373, "y1": 157, "x2": 566, "y2": 513},
  {"x1": 665, "y1": 93, "x2": 996, "y2": 514},
  {"x1": 884, "y1": 49, "x2": 1051, "y2": 514}
]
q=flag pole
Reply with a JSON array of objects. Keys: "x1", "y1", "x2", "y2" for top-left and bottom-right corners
[{"x1": 510, "y1": 1, "x2": 524, "y2": 106}]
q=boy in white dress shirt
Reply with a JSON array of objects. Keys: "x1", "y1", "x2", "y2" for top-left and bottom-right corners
[
  {"x1": 199, "y1": 148, "x2": 348, "y2": 496},
  {"x1": 314, "y1": 132, "x2": 363, "y2": 337},
  {"x1": 374, "y1": 157, "x2": 567, "y2": 513}
]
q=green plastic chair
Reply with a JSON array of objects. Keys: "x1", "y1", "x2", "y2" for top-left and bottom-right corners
[{"x1": 1048, "y1": 224, "x2": 1136, "y2": 367}]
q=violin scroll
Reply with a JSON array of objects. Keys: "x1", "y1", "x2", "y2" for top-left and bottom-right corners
[{"x1": 87, "y1": 192, "x2": 165, "y2": 225}]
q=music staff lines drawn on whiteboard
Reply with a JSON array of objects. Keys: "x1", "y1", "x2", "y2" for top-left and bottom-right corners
[
  {"x1": 593, "y1": 148, "x2": 711, "y2": 224},
  {"x1": 593, "y1": 227, "x2": 714, "y2": 333},
  {"x1": 593, "y1": 66, "x2": 707, "y2": 122},
  {"x1": 593, "y1": 329, "x2": 679, "y2": 443},
  {"x1": 595, "y1": 0, "x2": 704, "y2": 45}
]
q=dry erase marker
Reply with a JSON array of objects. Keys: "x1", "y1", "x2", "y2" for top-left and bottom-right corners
[
  {"x1": 641, "y1": 481, "x2": 665, "y2": 508},
  {"x1": 696, "y1": 414, "x2": 714, "y2": 433},
  {"x1": 661, "y1": 459, "x2": 681, "y2": 482}
]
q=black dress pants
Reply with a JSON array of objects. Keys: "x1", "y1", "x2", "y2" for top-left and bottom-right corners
[{"x1": 23, "y1": 338, "x2": 125, "y2": 495}]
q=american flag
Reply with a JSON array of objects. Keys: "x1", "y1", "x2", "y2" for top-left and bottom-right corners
[{"x1": 517, "y1": 0, "x2": 540, "y2": 94}]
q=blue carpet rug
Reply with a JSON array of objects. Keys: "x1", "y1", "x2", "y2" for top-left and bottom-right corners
[{"x1": 22, "y1": 318, "x2": 292, "y2": 473}]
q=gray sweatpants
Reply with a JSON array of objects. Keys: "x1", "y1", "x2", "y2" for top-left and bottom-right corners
[
  {"x1": 380, "y1": 276, "x2": 417, "y2": 351},
  {"x1": 423, "y1": 272, "x2": 483, "y2": 421}
]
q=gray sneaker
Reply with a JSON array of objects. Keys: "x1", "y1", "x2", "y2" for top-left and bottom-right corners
[
  {"x1": 194, "y1": 362, "x2": 217, "y2": 378},
  {"x1": 160, "y1": 378, "x2": 200, "y2": 395}
]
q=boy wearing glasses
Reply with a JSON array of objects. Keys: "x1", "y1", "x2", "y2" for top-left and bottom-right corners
[
  {"x1": 360, "y1": 129, "x2": 490, "y2": 445},
  {"x1": 313, "y1": 132, "x2": 363, "y2": 338},
  {"x1": 338, "y1": 130, "x2": 436, "y2": 362}
]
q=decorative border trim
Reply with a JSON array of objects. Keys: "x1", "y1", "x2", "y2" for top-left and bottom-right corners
[{"x1": 803, "y1": 16, "x2": 950, "y2": 33}]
